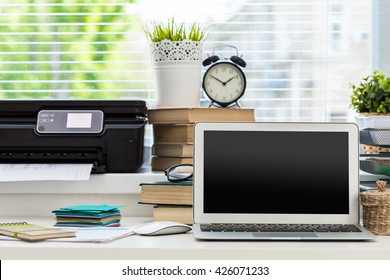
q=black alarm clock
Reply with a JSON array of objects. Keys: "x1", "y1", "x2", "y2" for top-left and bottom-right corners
[{"x1": 202, "y1": 45, "x2": 247, "y2": 108}]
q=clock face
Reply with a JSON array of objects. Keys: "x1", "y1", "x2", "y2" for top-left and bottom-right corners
[{"x1": 202, "y1": 61, "x2": 246, "y2": 107}]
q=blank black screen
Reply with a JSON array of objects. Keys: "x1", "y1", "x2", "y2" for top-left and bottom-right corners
[{"x1": 203, "y1": 131, "x2": 349, "y2": 214}]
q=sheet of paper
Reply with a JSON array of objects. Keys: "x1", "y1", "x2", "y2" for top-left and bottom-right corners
[
  {"x1": 50, "y1": 226, "x2": 136, "y2": 243},
  {"x1": 0, "y1": 163, "x2": 93, "y2": 181}
]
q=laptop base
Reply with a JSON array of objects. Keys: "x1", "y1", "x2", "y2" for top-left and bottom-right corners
[{"x1": 192, "y1": 224, "x2": 376, "y2": 241}]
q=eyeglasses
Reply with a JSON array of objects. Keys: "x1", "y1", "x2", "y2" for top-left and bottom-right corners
[{"x1": 164, "y1": 164, "x2": 193, "y2": 182}]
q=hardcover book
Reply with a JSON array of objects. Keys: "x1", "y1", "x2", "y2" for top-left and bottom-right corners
[
  {"x1": 153, "y1": 124, "x2": 194, "y2": 144},
  {"x1": 152, "y1": 143, "x2": 193, "y2": 158},
  {"x1": 139, "y1": 181, "x2": 193, "y2": 205},
  {"x1": 151, "y1": 156, "x2": 193, "y2": 171},
  {"x1": 153, "y1": 205, "x2": 193, "y2": 225},
  {"x1": 148, "y1": 108, "x2": 255, "y2": 124}
]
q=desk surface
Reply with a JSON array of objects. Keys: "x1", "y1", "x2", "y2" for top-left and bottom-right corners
[{"x1": 0, "y1": 217, "x2": 389, "y2": 260}]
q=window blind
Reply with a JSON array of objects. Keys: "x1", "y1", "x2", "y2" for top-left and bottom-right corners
[{"x1": 0, "y1": 0, "x2": 371, "y2": 122}]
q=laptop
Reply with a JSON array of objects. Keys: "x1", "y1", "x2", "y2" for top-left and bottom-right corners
[{"x1": 192, "y1": 122, "x2": 375, "y2": 240}]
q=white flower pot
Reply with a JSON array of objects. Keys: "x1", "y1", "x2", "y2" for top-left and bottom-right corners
[
  {"x1": 150, "y1": 39, "x2": 203, "y2": 108},
  {"x1": 154, "y1": 63, "x2": 201, "y2": 108}
]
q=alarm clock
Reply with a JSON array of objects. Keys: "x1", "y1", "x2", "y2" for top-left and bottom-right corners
[{"x1": 202, "y1": 45, "x2": 247, "y2": 108}]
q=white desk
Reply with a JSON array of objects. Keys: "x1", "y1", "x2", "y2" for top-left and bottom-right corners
[
  {"x1": 0, "y1": 217, "x2": 389, "y2": 260},
  {"x1": 1, "y1": 173, "x2": 390, "y2": 260}
]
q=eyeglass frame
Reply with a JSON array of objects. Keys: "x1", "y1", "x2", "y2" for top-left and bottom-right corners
[{"x1": 164, "y1": 163, "x2": 193, "y2": 182}]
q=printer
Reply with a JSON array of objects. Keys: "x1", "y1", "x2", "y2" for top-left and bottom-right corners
[{"x1": 0, "y1": 100, "x2": 147, "y2": 173}]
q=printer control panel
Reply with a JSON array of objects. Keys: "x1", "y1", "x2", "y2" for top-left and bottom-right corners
[{"x1": 36, "y1": 110, "x2": 104, "y2": 134}]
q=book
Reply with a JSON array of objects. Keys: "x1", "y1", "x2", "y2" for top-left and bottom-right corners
[
  {"x1": 148, "y1": 108, "x2": 255, "y2": 124},
  {"x1": 0, "y1": 222, "x2": 76, "y2": 241},
  {"x1": 139, "y1": 181, "x2": 193, "y2": 205},
  {"x1": 153, "y1": 124, "x2": 194, "y2": 144},
  {"x1": 152, "y1": 143, "x2": 193, "y2": 157},
  {"x1": 151, "y1": 156, "x2": 193, "y2": 171},
  {"x1": 153, "y1": 205, "x2": 193, "y2": 225}
]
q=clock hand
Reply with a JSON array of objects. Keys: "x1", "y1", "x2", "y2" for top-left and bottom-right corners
[
  {"x1": 224, "y1": 77, "x2": 235, "y2": 84},
  {"x1": 210, "y1": 75, "x2": 225, "y2": 85}
]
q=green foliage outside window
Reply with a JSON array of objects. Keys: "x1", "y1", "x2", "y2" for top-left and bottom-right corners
[{"x1": 0, "y1": 0, "x2": 137, "y2": 99}]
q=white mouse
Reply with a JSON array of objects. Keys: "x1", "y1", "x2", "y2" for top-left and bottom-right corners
[{"x1": 134, "y1": 221, "x2": 192, "y2": 236}]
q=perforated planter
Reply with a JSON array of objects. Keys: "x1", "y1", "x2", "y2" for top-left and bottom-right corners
[{"x1": 150, "y1": 39, "x2": 203, "y2": 108}]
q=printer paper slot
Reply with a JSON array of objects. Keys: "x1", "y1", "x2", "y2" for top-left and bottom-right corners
[{"x1": 0, "y1": 148, "x2": 106, "y2": 173}]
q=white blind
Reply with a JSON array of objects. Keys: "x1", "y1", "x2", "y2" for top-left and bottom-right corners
[
  {"x1": 0, "y1": 0, "x2": 149, "y2": 99},
  {"x1": 0, "y1": 0, "x2": 371, "y2": 122}
]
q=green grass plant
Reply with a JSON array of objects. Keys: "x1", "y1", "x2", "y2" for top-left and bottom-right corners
[{"x1": 146, "y1": 18, "x2": 207, "y2": 42}]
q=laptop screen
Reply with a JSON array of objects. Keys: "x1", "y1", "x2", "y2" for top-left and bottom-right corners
[
  {"x1": 203, "y1": 130, "x2": 349, "y2": 214},
  {"x1": 193, "y1": 122, "x2": 360, "y2": 225}
]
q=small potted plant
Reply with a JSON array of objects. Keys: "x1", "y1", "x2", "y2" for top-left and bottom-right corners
[
  {"x1": 350, "y1": 70, "x2": 390, "y2": 115},
  {"x1": 145, "y1": 18, "x2": 208, "y2": 108},
  {"x1": 350, "y1": 70, "x2": 390, "y2": 154}
]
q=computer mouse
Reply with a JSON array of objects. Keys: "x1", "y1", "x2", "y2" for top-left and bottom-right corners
[{"x1": 134, "y1": 221, "x2": 192, "y2": 236}]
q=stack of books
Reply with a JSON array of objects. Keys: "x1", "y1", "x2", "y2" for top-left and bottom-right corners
[
  {"x1": 139, "y1": 181, "x2": 193, "y2": 224},
  {"x1": 52, "y1": 204, "x2": 122, "y2": 227},
  {"x1": 148, "y1": 107, "x2": 255, "y2": 171}
]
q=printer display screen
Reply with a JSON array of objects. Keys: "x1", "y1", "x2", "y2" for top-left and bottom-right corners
[
  {"x1": 67, "y1": 113, "x2": 92, "y2": 128},
  {"x1": 37, "y1": 110, "x2": 103, "y2": 134}
]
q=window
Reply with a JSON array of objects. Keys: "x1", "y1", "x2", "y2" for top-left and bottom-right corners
[
  {"x1": 0, "y1": 0, "x2": 374, "y2": 122},
  {"x1": 0, "y1": 0, "x2": 144, "y2": 99}
]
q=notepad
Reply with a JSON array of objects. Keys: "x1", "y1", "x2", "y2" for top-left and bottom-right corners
[{"x1": 0, "y1": 222, "x2": 76, "y2": 241}]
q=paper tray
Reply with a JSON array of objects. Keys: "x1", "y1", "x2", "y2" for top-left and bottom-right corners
[
  {"x1": 360, "y1": 130, "x2": 390, "y2": 146},
  {"x1": 360, "y1": 156, "x2": 390, "y2": 176},
  {"x1": 355, "y1": 115, "x2": 390, "y2": 129}
]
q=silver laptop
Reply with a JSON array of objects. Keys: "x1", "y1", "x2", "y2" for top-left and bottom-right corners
[{"x1": 192, "y1": 122, "x2": 375, "y2": 240}]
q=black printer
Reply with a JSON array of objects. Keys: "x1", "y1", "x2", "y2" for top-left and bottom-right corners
[{"x1": 0, "y1": 100, "x2": 147, "y2": 173}]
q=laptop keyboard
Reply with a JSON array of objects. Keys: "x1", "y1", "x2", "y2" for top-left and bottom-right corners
[{"x1": 200, "y1": 224, "x2": 362, "y2": 233}]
